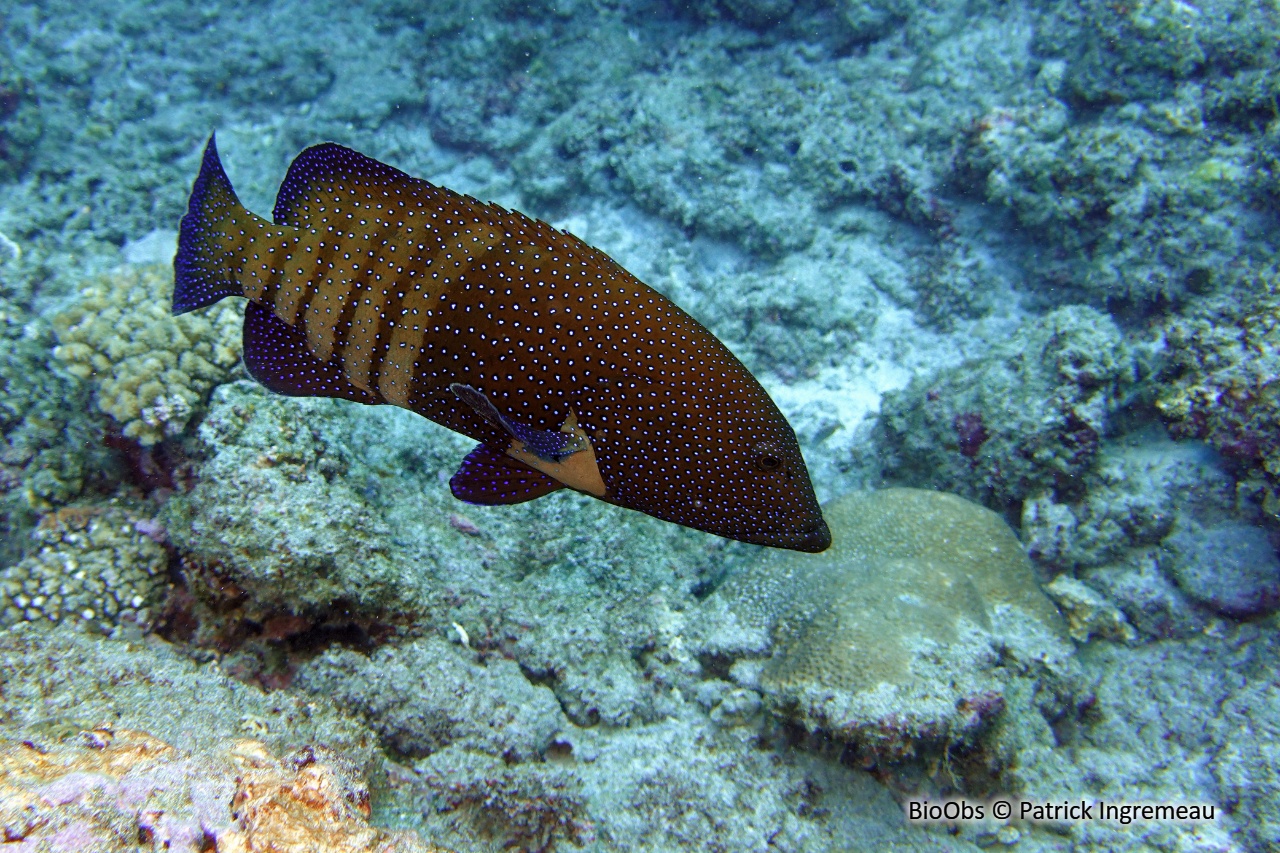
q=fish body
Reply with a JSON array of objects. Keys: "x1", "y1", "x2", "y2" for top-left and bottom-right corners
[{"x1": 173, "y1": 136, "x2": 830, "y2": 552}]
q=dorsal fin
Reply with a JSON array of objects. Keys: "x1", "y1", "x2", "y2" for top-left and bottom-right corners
[
  {"x1": 272, "y1": 143, "x2": 422, "y2": 228},
  {"x1": 242, "y1": 301, "x2": 383, "y2": 405},
  {"x1": 451, "y1": 444, "x2": 563, "y2": 505}
]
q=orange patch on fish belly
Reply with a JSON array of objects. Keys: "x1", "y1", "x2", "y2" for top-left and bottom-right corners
[{"x1": 505, "y1": 411, "x2": 607, "y2": 497}]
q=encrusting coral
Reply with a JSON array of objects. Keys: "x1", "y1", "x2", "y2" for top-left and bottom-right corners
[
  {"x1": 52, "y1": 262, "x2": 242, "y2": 445},
  {"x1": 0, "y1": 728, "x2": 452, "y2": 852}
]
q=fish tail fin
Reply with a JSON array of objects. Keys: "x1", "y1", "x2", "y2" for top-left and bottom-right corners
[{"x1": 172, "y1": 134, "x2": 267, "y2": 314}]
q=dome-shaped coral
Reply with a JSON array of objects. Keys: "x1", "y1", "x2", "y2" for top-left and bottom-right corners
[{"x1": 706, "y1": 488, "x2": 1071, "y2": 763}]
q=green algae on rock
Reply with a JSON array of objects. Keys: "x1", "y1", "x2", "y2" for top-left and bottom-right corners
[
  {"x1": 705, "y1": 488, "x2": 1071, "y2": 763},
  {"x1": 52, "y1": 262, "x2": 242, "y2": 446},
  {"x1": 1155, "y1": 271, "x2": 1280, "y2": 523},
  {"x1": 875, "y1": 306, "x2": 1134, "y2": 513}
]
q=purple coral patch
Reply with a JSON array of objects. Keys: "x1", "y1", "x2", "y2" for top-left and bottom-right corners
[{"x1": 953, "y1": 412, "x2": 989, "y2": 458}]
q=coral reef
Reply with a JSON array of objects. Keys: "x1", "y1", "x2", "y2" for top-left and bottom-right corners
[
  {"x1": 396, "y1": 712, "x2": 934, "y2": 853},
  {"x1": 0, "y1": 626, "x2": 455, "y2": 847},
  {"x1": 1022, "y1": 437, "x2": 1278, "y2": 638},
  {"x1": 0, "y1": 53, "x2": 41, "y2": 183},
  {"x1": 295, "y1": 636, "x2": 567, "y2": 762},
  {"x1": 413, "y1": 747, "x2": 593, "y2": 852},
  {"x1": 52, "y1": 262, "x2": 242, "y2": 445},
  {"x1": 0, "y1": 625, "x2": 376, "y2": 763},
  {"x1": 1164, "y1": 522, "x2": 1280, "y2": 618},
  {"x1": 0, "y1": 295, "x2": 104, "y2": 565},
  {"x1": 703, "y1": 488, "x2": 1074, "y2": 773},
  {"x1": 960, "y1": 95, "x2": 1256, "y2": 306},
  {"x1": 1209, "y1": 643, "x2": 1280, "y2": 853},
  {"x1": 227, "y1": 740, "x2": 450, "y2": 853},
  {"x1": 533, "y1": 3, "x2": 1037, "y2": 257},
  {"x1": 160, "y1": 381, "x2": 407, "y2": 619},
  {"x1": 1086, "y1": 555, "x2": 1210, "y2": 641},
  {"x1": 0, "y1": 628, "x2": 465, "y2": 844},
  {"x1": 987, "y1": 626, "x2": 1272, "y2": 851},
  {"x1": 1043, "y1": 575, "x2": 1137, "y2": 645},
  {"x1": 1039, "y1": 0, "x2": 1280, "y2": 106},
  {"x1": 0, "y1": 504, "x2": 168, "y2": 636},
  {"x1": 875, "y1": 306, "x2": 1133, "y2": 513},
  {"x1": 1155, "y1": 271, "x2": 1280, "y2": 521},
  {"x1": 955, "y1": 0, "x2": 1280, "y2": 306},
  {"x1": 162, "y1": 378, "x2": 727, "y2": 693},
  {"x1": 3, "y1": 0, "x2": 1280, "y2": 848}
]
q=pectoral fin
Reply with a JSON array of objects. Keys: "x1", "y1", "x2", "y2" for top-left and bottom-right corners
[{"x1": 449, "y1": 383, "x2": 607, "y2": 497}]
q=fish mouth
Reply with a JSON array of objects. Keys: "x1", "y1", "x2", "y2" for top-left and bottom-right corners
[{"x1": 793, "y1": 518, "x2": 832, "y2": 553}]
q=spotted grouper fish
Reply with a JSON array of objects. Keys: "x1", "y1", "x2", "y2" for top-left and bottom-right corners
[{"x1": 173, "y1": 136, "x2": 830, "y2": 552}]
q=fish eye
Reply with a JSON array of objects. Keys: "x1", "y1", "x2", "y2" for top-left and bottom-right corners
[{"x1": 753, "y1": 442, "x2": 783, "y2": 472}]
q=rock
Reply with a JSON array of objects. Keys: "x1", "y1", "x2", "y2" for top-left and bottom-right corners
[
  {"x1": 875, "y1": 306, "x2": 1132, "y2": 513},
  {"x1": 1086, "y1": 553, "x2": 1207, "y2": 640},
  {"x1": 295, "y1": 636, "x2": 567, "y2": 762},
  {"x1": 1044, "y1": 575, "x2": 1137, "y2": 644},
  {"x1": 1165, "y1": 522, "x2": 1280, "y2": 618}
]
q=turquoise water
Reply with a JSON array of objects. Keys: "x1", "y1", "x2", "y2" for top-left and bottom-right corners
[{"x1": 0, "y1": 1, "x2": 1278, "y2": 850}]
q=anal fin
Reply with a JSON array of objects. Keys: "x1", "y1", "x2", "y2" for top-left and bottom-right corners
[
  {"x1": 447, "y1": 383, "x2": 607, "y2": 497},
  {"x1": 451, "y1": 443, "x2": 564, "y2": 505},
  {"x1": 243, "y1": 301, "x2": 383, "y2": 405}
]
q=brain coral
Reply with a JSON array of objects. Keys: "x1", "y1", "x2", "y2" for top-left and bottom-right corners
[
  {"x1": 706, "y1": 488, "x2": 1070, "y2": 763},
  {"x1": 0, "y1": 505, "x2": 168, "y2": 635},
  {"x1": 52, "y1": 262, "x2": 242, "y2": 445}
]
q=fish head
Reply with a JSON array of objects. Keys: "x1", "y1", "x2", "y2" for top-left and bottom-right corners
[
  {"x1": 589, "y1": 379, "x2": 830, "y2": 552},
  {"x1": 691, "y1": 401, "x2": 830, "y2": 553}
]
